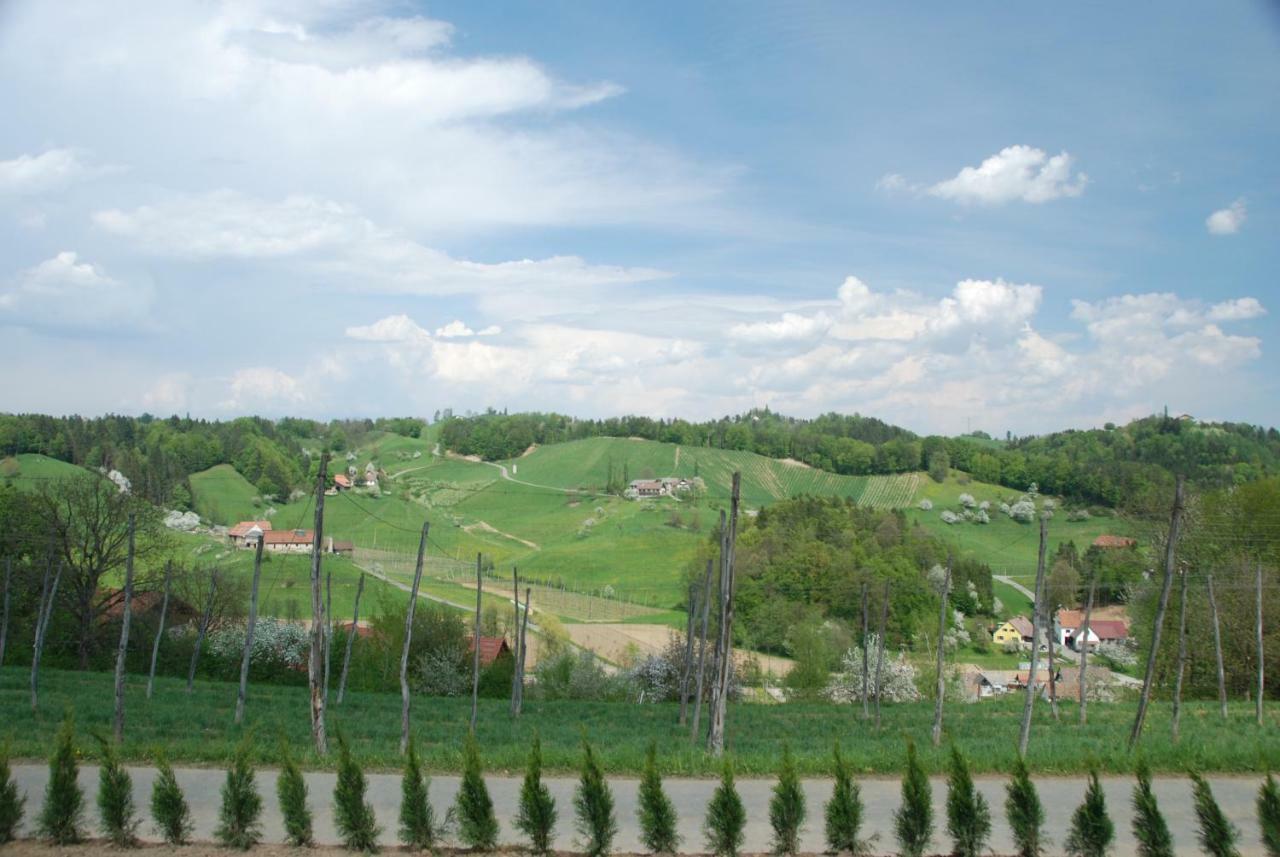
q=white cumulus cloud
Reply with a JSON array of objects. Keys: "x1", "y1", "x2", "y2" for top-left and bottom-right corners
[
  {"x1": 0, "y1": 251, "x2": 151, "y2": 331},
  {"x1": 929, "y1": 145, "x2": 1088, "y2": 205},
  {"x1": 1206, "y1": 199, "x2": 1246, "y2": 235},
  {"x1": 0, "y1": 148, "x2": 97, "y2": 195}
]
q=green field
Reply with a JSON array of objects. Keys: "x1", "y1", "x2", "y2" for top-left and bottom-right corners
[
  {"x1": 5, "y1": 666, "x2": 1276, "y2": 776},
  {"x1": 0, "y1": 452, "x2": 95, "y2": 488}
]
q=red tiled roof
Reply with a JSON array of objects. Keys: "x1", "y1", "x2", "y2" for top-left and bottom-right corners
[
  {"x1": 1093, "y1": 534, "x2": 1137, "y2": 549},
  {"x1": 1057, "y1": 609, "x2": 1085, "y2": 629},
  {"x1": 264, "y1": 529, "x2": 314, "y2": 545},
  {"x1": 464, "y1": 635, "x2": 512, "y2": 667},
  {"x1": 228, "y1": 520, "x2": 272, "y2": 537},
  {"x1": 334, "y1": 474, "x2": 352, "y2": 488},
  {"x1": 1089, "y1": 619, "x2": 1129, "y2": 640},
  {"x1": 1007, "y1": 616, "x2": 1034, "y2": 637}
]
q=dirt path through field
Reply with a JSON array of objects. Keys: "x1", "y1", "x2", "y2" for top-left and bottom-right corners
[
  {"x1": 462, "y1": 519, "x2": 540, "y2": 549},
  {"x1": 564, "y1": 622, "x2": 794, "y2": 677}
]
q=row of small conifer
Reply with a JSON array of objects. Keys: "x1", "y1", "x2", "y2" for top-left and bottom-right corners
[{"x1": 3, "y1": 715, "x2": 1280, "y2": 856}]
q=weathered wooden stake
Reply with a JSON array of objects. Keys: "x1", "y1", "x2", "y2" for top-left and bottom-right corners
[
  {"x1": 690, "y1": 555, "x2": 714, "y2": 741},
  {"x1": 860, "y1": 581, "x2": 870, "y2": 721},
  {"x1": 678, "y1": 578, "x2": 697, "y2": 726},
  {"x1": 1078, "y1": 574, "x2": 1096, "y2": 725},
  {"x1": 31, "y1": 558, "x2": 61, "y2": 713},
  {"x1": 400, "y1": 521, "x2": 429, "y2": 755},
  {"x1": 931, "y1": 558, "x2": 951, "y2": 747},
  {"x1": 1257, "y1": 561, "x2": 1266, "y2": 727},
  {"x1": 187, "y1": 568, "x2": 217, "y2": 691},
  {"x1": 337, "y1": 573, "x2": 365, "y2": 705},
  {"x1": 146, "y1": 561, "x2": 173, "y2": 699},
  {"x1": 1206, "y1": 574, "x2": 1227, "y2": 721},
  {"x1": 1045, "y1": 569, "x2": 1059, "y2": 722},
  {"x1": 234, "y1": 538, "x2": 265, "y2": 725},
  {"x1": 470, "y1": 552, "x2": 482, "y2": 733},
  {"x1": 515, "y1": 586, "x2": 531, "y2": 716},
  {"x1": 510, "y1": 567, "x2": 521, "y2": 716},
  {"x1": 112, "y1": 514, "x2": 136, "y2": 743},
  {"x1": 707, "y1": 472, "x2": 741, "y2": 756},
  {"x1": 1018, "y1": 516, "x2": 1050, "y2": 756},
  {"x1": 1171, "y1": 566, "x2": 1190, "y2": 743},
  {"x1": 1129, "y1": 475, "x2": 1184, "y2": 750},
  {"x1": 0, "y1": 556, "x2": 11, "y2": 667},
  {"x1": 874, "y1": 580, "x2": 890, "y2": 729},
  {"x1": 308, "y1": 454, "x2": 329, "y2": 756}
]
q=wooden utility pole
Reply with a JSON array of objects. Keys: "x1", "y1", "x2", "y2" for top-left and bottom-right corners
[
  {"x1": 187, "y1": 568, "x2": 217, "y2": 691},
  {"x1": 400, "y1": 521, "x2": 429, "y2": 754},
  {"x1": 1078, "y1": 574, "x2": 1096, "y2": 725},
  {"x1": 510, "y1": 568, "x2": 521, "y2": 716},
  {"x1": 1206, "y1": 574, "x2": 1227, "y2": 721},
  {"x1": 112, "y1": 514, "x2": 136, "y2": 743},
  {"x1": 690, "y1": 554, "x2": 714, "y2": 741},
  {"x1": 1045, "y1": 573, "x2": 1059, "y2": 722},
  {"x1": 235, "y1": 538, "x2": 265, "y2": 725},
  {"x1": 860, "y1": 581, "x2": 870, "y2": 720},
  {"x1": 470, "y1": 553, "x2": 483, "y2": 733},
  {"x1": 337, "y1": 573, "x2": 365, "y2": 705},
  {"x1": 678, "y1": 578, "x2": 697, "y2": 726},
  {"x1": 1257, "y1": 561, "x2": 1266, "y2": 727},
  {"x1": 323, "y1": 569, "x2": 333, "y2": 707},
  {"x1": 874, "y1": 580, "x2": 890, "y2": 729},
  {"x1": 146, "y1": 561, "x2": 173, "y2": 700},
  {"x1": 308, "y1": 453, "x2": 329, "y2": 756},
  {"x1": 514, "y1": 586, "x2": 530, "y2": 716},
  {"x1": 1018, "y1": 516, "x2": 1050, "y2": 756},
  {"x1": 931, "y1": 558, "x2": 952, "y2": 747},
  {"x1": 1171, "y1": 567, "x2": 1190, "y2": 743},
  {"x1": 1129, "y1": 475, "x2": 1184, "y2": 750},
  {"x1": 707, "y1": 473, "x2": 740, "y2": 756},
  {"x1": 0, "y1": 557, "x2": 11, "y2": 667},
  {"x1": 31, "y1": 559, "x2": 63, "y2": 713}
]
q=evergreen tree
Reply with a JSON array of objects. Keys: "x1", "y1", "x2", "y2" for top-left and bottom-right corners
[
  {"x1": 0, "y1": 744, "x2": 25, "y2": 844},
  {"x1": 894, "y1": 740, "x2": 933, "y2": 857},
  {"x1": 1064, "y1": 770, "x2": 1114, "y2": 857},
  {"x1": 215, "y1": 736, "x2": 263, "y2": 850},
  {"x1": 334, "y1": 732, "x2": 381, "y2": 852},
  {"x1": 1259, "y1": 773, "x2": 1280, "y2": 857},
  {"x1": 150, "y1": 755, "x2": 191, "y2": 846},
  {"x1": 516, "y1": 735, "x2": 557, "y2": 855},
  {"x1": 704, "y1": 758, "x2": 746, "y2": 857},
  {"x1": 574, "y1": 739, "x2": 617, "y2": 857},
  {"x1": 399, "y1": 736, "x2": 438, "y2": 851},
  {"x1": 95, "y1": 734, "x2": 139, "y2": 847},
  {"x1": 37, "y1": 712, "x2": 84, "y2": 845},
  {"x1": 1131, "y1": 759, "x2": 1173, "y2": 857},
  {"x1": 824, "y1": 742, "x2": 870, "y2": 856},
  {"x1": 1005, "y1": 755, "x2": 1046, "y2": 857},
  {"x1": 638, "y1": 741, "x2": 679, "y2": 854},
  {"x1": 454, "y1": 733, "x2": 499, "y2": 850},
  {"x1": 1190, "y1": 771, "x2": 1240, "y2": 857},
  {"x1": 769, "y1": 745, "x2": 806, "y2": 856},
  {"x1": 946, "y1": 745, "x2": 990, "y2": 857},
  {"x1": 277, "y1": 742, "x2": 313, "y2": 847}
]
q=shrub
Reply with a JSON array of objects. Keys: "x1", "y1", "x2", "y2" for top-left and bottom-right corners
[
  {"x1": 454, "y1": 733, "x2": 499, "y2": 850},
  {"x1": 1259, "y1": 773, "x2": 1280, "y2": 857},
  {"x1": 0, "y1": 744, "x2": 26, "y2": 844},
  {"x1": 516, "y1": 735, "x2": 557, "y2": 855},
  {"x1": 824, "y1": 742, "x2": 870, "y2": 856},
  {"x1": 1130, "y1": 759, "x2": 1172, "y2": 857},
  {"x1": 1005, "y1": 756, "x2": 1045, "y2": 857},
  {"x1": 215, "y1": 737, "x2": 262, "y2": 850},
  {"x1": 574, "y1": 739, "x2": 617, "y2": 857},
  {"x1": 150, "y1": 755, "x2": 191, "y2": 845},
  {"x1": 946, "y1": 745, "x2": 990, "y2": 857},
  {"x1": 638, "y1": 741, "x2": 679, "y2": 854},
  {"x1": 334, "y1": 732, "x2": 381, "y2": 852},
  {"x1": 277, "y1": 742, "x2": 313, "y2": 847},
  {"x1": 37, "y1": 712, "x2": 84, "y2": 845},
  {"x1": 826, "y1": 639, "x2": 920, "y2": 703},
  {"x1": 95, "y1": 734, "x2": 139, "y2": 847},
  {"x1": 399, "y1": 737, "x2": 438, "y2": 850},
  {"x1": 704, "y1": 758, "x2": 746, "y2": 857},
  {"x1": 1190, "y1": 771, "x2": 1240, "y2": 857},
  {"x1": 894, "y1": 740, "x2": 933, "y2": 857},
  {"x1": 1064, "y1": 770, "x2": 1113, "y2": 857},
  {"x1": 769, "y1": 745, "x2": 805, "y2": 856}
]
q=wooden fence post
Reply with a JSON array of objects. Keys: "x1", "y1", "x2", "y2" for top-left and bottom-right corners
[
  {"x1": 1018, "y1": 517, "x2": 1050, "y2": 756},
  {"x1": 235, "y1": 538, "x2": 265, "y2": 724},
  {"x1": 1077, "y1": 574, "x2": 1096, "y2": 725},
  {"x1": 308, "y1": 453, "x2": 329, "y2": 756},
  {"x1": 400, "y1": 522, "x2": 429, "y2": 755},
  {"x1": 931, "y1": 558, "x2": 951, "y2": 747},
  {"x1": 515, "y1": 586, "x2": 531, "y2": 716},
  {"x1": 690, "y1": 556, "x2": 714, "y2": 741},
  {"x1": 323, "y1": 569, "x2": 333, "y2": 707},
  {"x1": 678, "y1": 578, "x2": 697, "y2": 726},
  {"x1": 112, "y1": 514, "x2": 136, "y2": 743},
  {"x1": 860, "y1": 581, "x2": 870, "y2": 720},
  {"x1": 337, "y1": 572, "x2": 365, "y2": 705},
  {"x1": 874, "y1": 580, "x2": 890, "y2": 729},
  {"x1": 0, "y1": 556, "x2": 10, "y2": 668},
  {"x1": 1257, "y1": 561, "x2": 1266, "y2": 727},
  {"x1": 1171, "y1": 566, "x2": 1190, "y2": 743},
  {"x1": 510, "y1": 567, "x2": 521, "y2": 716},
  {"x1": 470, "y1": 553, "x2": 482, "y2": 734},
  {"x1": 31, "y1": 558, "x2": 62, "y2": 713},
  {"x1": 146, "y1": 561, "x2": 173, "y2": 700},
  {"x1": 187, "y1": 568, "x2": 217, "y2": 691},
  {"x1": 1206, "y1": 573, "x2": 1227, "y2": 721},
  {"x1": 707, "y1": 472, "x2": 740, "y2": 756}
]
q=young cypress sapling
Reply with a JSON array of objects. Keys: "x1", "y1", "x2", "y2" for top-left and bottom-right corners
[
  {"x1": 334, "y1": 732, "x2": 381, "y2": 852},
  {"x1": 150, "y1": 754, "x2": 191, "y2": 846},
  {"x1": 1190, "y1": 771, "x2": 1240, "y2": 857},
  {"x1": 824, "y1": 742, "x2": 870, "y2": 856},
  {"x1": 1064, "y1": 769, "x2": 1114, "y2": 857},
  {"x1": 37, "y1": 712, "x2": 84, "y2": 845},
  {"x1": 1130, "y1": 758, "x2": 1173, "y2": 857},
  {"x1": 214, "y1": 735, "x2": 262, "y2": 851},
  {"x1": 894, "y1": 740, "x2": 933, "y2": 857},
  {"x1": 704, "y1": 757, "x2": 745, "y2": 857},
  {"x1": 95, "y1": 733, "x2": 139, "y2": 847},
  {"x1": 637, "y1": 740, "x2": 678, "y2": 854},
  {"x1": 399, "y1": 736, "x2": 438, "y2": 851},
  {"x1": 769, "y1": 744, "x2": 805, "y2": 856},
  {"x1": 1005, "y1": 755, "x2": 1046, "y2": 857},
  {"x1": 0, "y1": 742, "x2": 25, "y2": 844},
  {"x1": 574, "y1": 738, "x2": 617, "y2": 857},
  {"x1": 454, "y1": 733, "x2": 498, "y2": 850},
  {"x1": 945, "y1": 745, "x2": 990, "y2": 857},
  {"x1": 277, "y1": 741, "x2": 313, "y2": 847},
  {"x1": 1259, "y1": 773, "x2": 1280, "y2": 857},
  {"x1": 516, "y1": 734, "x2": 557, "y2": 855}
]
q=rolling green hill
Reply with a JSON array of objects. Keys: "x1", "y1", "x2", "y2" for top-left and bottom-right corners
[{"x1": 0, "y1": 453, "x2": 94, "y2": 488}]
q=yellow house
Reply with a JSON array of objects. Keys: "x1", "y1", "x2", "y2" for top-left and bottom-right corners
[{"x1": 993, "y1": 616, "x2": 1034, "y2": 646}]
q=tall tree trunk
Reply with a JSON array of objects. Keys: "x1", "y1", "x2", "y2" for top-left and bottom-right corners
[
  {"x1": 308, "y1": 454, "x2": 329, "y2": 756},
  {"x1": 1171, "y1": 567, "x2": 1190, "y2": 743},
  {"x1": 1078, "y1": 574, "x2": 1096, "y2": 725},
  {"x1": 1045, "y1": 570, "x2": 1059, "y2": 722},
  {"x1": 337, "y1": 572, "x2": 365, "y2": 706},
  {"x1": 1018, "y1": 516, "x2": 1050, "y2": 756},
  {"x1": 690, "y1": 555, "x2": 714, "y2": 741},
  {"x1": 146, "y1": 561, "x2": 173, "y2": 699},
  {"x1": 860, "y1": 581, "x2": 870, "y2": 721},
  {"x1": 707, "y1": 472, "x2": 740, "y2": 756},
  {"x1": 187, "y1": 568, "x2": 217, "y2": 691},
  {"x1": 515, "y1": 586, "x2": 531, "y2": 716},
  {"x1": 874, "y1": 580, "x2": 890, "y2": 729},
  {"x1": 112, "y1": 514, "x2": 136, "y2": 744},
  {"x1": 1258, "y1": 561, "x2": 1266, "y2": 727},
  {"x1": 400, "y1": 522, "x2": 429, "y2": 754},
  {"x1": 1129, "y1": 475, "x2": 1185, "y2": 750},
  {"x1": 323, "y1": 569, "x2": 333, "y2": 707},
  {"x1": 470, "y1": 553, "x2": 482, "y2": 734},
  {"x1": 678, "y1": 578, "x2": 697, "y2": 726},
  {"x1": 31, "y1": 558, "x2": 58, "y2": 713},
  {"x1": 235, "y1": 538, "x2": 265, "y2": 725},
  {"x1": 1207, "y1": 574, "x2": 1227, "y2": 721},
  {"x1": 0, "y1": 556, "x2": 11, "y2": 668},
  {"x1": 510, "y1": 568, "x2": 521, "y2": 716},
  {"x1": 931, "y1": 558, "x2": 952, "y2": 747}
]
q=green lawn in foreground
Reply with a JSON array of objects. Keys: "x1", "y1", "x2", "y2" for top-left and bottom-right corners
[{"x1": 5, "y1": 666, "x2": 1276, "y2": 776}]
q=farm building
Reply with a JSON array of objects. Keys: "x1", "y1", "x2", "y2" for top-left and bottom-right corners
[
  {"x1": 624, "y1": 477, "x2": 691, "y2": 499},
  {"x1": 992, "y1": 616, "x2": 1035, "y2": 647},
  {"x1": 327, "y1": 538, "x2": 354, "y2": 557},
  {"x1": 333, "y1": 474, "x2": 352, "y2": 490},
  {"x1": 1054, "y1": 609, "x2": 1101, "y2": 651},
  {"x1": 227, "y1": 520, "x2": 272, "y2": 548},
  {"x1": 465, "y1": 635, "x2": 513, "y2": 667},
  {"x1": 263, "y1": 529, "x2": 314, "y2": 554}
]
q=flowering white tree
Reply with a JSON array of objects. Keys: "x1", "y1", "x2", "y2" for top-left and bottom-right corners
[
  {"x1": 826, "y1": 637, "x2": 921, "y2": 703},
  {"x1": 918, "y1": 499, "x2": 934, "y2": 511},
  {"x1": 940, "y1": 510, "x2": 961, "y2": 524},
  {"x1": 958, "y1": 493, "x2": 977, "y2": 508},
  {"x1": 1008, "y1": 500, "x2": 1036, "y2": 523}
]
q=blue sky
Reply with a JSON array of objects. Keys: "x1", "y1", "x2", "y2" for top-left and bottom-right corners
[{"x1": 0, "y1": 1, "x2": 1276, "y2": 435}]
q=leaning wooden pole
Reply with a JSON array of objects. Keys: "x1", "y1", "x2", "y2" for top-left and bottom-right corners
[
  {"x1": 146, "y1": 561, "x2": 173, "y2": 699},
  {"x1": 1206, "y1": 574, "x2": 1228, "y2": 721},
  {"x1": 678, "y1": 579, "x2": 697, "y2": 726},
  {"x1": 234, "y1": 538, "x2": 265, "y2": 725},
  {"x1": 874, "y1": 580, "x2": 890, "y2": 729},
  {"x1": 690, "y1": 555, "x2": 714, "y2": 741},
  {"x1": 1129, "y1": 475, "x2": 1184, "y2": 750},
  {"x1": 112, "y1": 514, "x2": 137, "y2": 744},
  {"x1": 470, "y1": 553, "x2": 483, "y2": 734},
  {"x1": 400, "y1": 521, "x2": 429, "y2": 754},
  {"x1": 1045, "y1": 571, "x2": 1059, "y2": 722},
  {"x1": 337, "y1": 572, "x2": 365, "y2": 705},
  {"x1": 707, "y1": 472, "x2": 741, "y2": 756},
  {"x1": 515, "y1": 586, "x2": 531, "y2": 716},
  {"x1": 860, "y1": 581, "x2": 870, "y2": 721},
  {"x1": 307, "y1": 454, "x2": 330, "y2": 756},
  {"x1": 30, "y1": 557, "x2": 57, "y2": 713},
  {"x1": 1171, "y1": 566, "x2": 1190, "y2": 743},
  {"x1": 1018, "y1": 516, "x2": 1050, "y2": 756},
  {"x1": 187, "y1": 568, "x2": 217, "y2": 691},
  {"x1": 323, "y1": 569, "x2": 333, "y2": 707},
  {"x1": 0, "y1": 556, "x2": 11, "y2": 668},
  {"x1": 931, "y1": 557, "x2": 952, "y2": 747},
  {"x1": 1078, "y1": 574, "x2": 1096, "y2": 725},
  {"x1": 1257, "y1": 560, "x2": 1266, "y2": 728},
  {"x1": 510, "y1": 567, "x2": 521, "y2": 716}
]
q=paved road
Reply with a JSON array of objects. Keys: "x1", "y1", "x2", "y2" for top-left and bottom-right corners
[{"x1": 11, "y1": 765, "x2": 1272, "y2": 854}]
